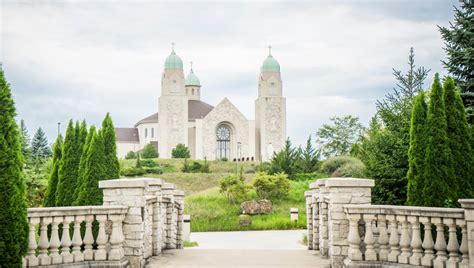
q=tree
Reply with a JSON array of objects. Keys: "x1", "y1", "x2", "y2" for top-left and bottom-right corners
[
  {"x1": 141, "y1": 143, "x2": 158, "y2": 159},
  {"x1": 406, "y1": 91, "x2": 428, "y2": 206},
  {"x1": 44, "y1": 135, "x2": 63, "y2": 207},
  {"x1": 19, "y1": 119, "x2": 31, "y2": 162},
  {"x1": 76, "y1": 130, "x2": 107, "y2": 205},
  {"x1": 73, "y1": 125, "x2": 95, "y2": 203},
  {"x1": 125, "y1": 151, "x2": 137, "y2": 159},
  {"x1": 100, "y1": 113, "x2": 120, "y2": 180},
  {"x1": 31, "y1": 127, "x2": 51, "y2": 161},
  {"x1": 296, "y1": 136, "x2": 319, "y2": 173},
  {"x1": 172, "y1": 143, "x2": 191, "y2": 158},
  {"x1": 423, "y1": 74, "x2": 454, "y2": 207},
  {"x1": 268, "y1": 138, "x2": 298, "y2": 178},
  {"x1": 439, "y1": 1, "x2": 474, "y2": 123},
  {"x1": 316, "y1": 115, "x2": 364, "y2": 158},
  {"x1": 77, "y1": 120, "x2": 88, "y2": 153},
  {"x1": 56, "y1": 120, "x2": 81, "y2": 206},
  {"x1": 0, "y1": 67, "x2": 29, "y2": 265},
  {"x1": 444, "y1": 77, "x2": 473, "y2": 198}
]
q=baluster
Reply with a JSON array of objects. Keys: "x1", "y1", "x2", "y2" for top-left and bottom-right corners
[
  {"x1": 408, "y1": 216, "x2": 422, "y2": 265},
  {"x1": 387, "y1": 215, "x2": 400, "y2": 262},
  {"x1": 26, "y1": 218, "x2": 39, "y2": 266},
  {"x1": 72, "y1": 215, "x2": 85, "y2": 262},
  {"x1": 38, "y1": 217, "x2": 52, "y2": 265},
  {"x1": 363, "y1": 214, "x2": 377, "y2": 261},
  {"x1": 83, "y1": 215, "x2": 95, "y2": 260},
  {"x1": 445, "y1": 218, "x2": 460, "y2": 268},
  {"x1": 61, "y1": 216, "x2": 74, "y2": 263},
  {"x1": 378, "y1": 214, "x2": 389, "y2": 261},
  {"x1": 50, "y1": 216, "x2": 63, "y2": 264},
  {"x1": 95, "y1": 214, "x2": 108, "y2": 260},
  {"x1": 459, "y1": 220, "x2": 469, "y2": 268},
  {"x1": 347, "y1": 213, "x2": 363, "y2": 261},
  {"x1": 433, "y1": 217, "x2": 448, "y2": 267},
  {"x1": 420, "y1": 217, "x2": 435, "y2": 266},
  {"x1": 398, "y1": 215, "x2": 411, "y2": 264},
  {"x1": 109, "y1": 213, "x2": 125, "y2": 260}
]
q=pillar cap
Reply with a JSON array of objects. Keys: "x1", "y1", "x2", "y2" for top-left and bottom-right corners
[
  {"x1": 162, "y1": 182, "x2": 175, "y2": 190},
  {"x1": 99, "y1": 178, "x2": 151, "y2": 189},
  {"x1": 310, "y1": 177, "x2": 374, "y2": 189},
  {"x1": 459, "y1": 199, "x2": 474, "y2": 208}
]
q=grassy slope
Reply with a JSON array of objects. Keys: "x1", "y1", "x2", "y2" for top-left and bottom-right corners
[{"x1": 120, "y1": 158, "x2": 326, "y2": 232}]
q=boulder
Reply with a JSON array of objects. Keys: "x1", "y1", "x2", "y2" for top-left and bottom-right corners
[
  {"x1": 240, "y1": 199, "x2": 273, "y2": 215},
  {"x1": 258, "y1": 199, "x2": 272, "y2": 214}
]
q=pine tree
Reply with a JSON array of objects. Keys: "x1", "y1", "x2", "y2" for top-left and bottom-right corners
[
  {"x1": 423, "y1": 74, "x2": 454, "y2": 207},
  {"x1": 296, "y1": 136, "x2": 319, "y2": 173},
  {"x1": 0, "y1": 67, "x2": 29, "y2": 265},
  {"x1": 268, "y1": 138, "x2": 298, "y2": 178},
  {"x1": 31, "y1": 127, "x2": 51, "y2": 160},
  {"x1": 406, "y1": 91, "x2": 428, "y2": 206},
  {"x1": 44, "y1": 135, "x2": 63, "y2": 207},
  {"x1": 100, "y1": 113, "x2": 120, "y2": 179},
  {"x1": 439, "y1": 1, "x2": 474, "y2": 123},
  {"x1": 56, "y1": 120, "x2": 81, "y2": 206},
  {"x1": 76, "y1": 130, "x2": 107, "y2": 205},
  {"x1": 78, "y1": 120, "x2": 88, "y2": 152},
  {"x1": 19, "y1": 119, "x2": 32, "y2": 162},
  {"x1": 444, "y1": 77, "x2": 473, "y2": 198},
  {"x1": 73, "y1": 125, "x2": 95, "y2": 204}
]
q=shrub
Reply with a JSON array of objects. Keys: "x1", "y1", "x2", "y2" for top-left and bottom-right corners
[
  {"x1": 121, "y1": 167, "x2": 146, "y2": 177},
  {"x1": 252, "y1": 172, "x2": 290, "y2": 200},
  {"x1": 143, "y1": 166, "x2": 163, "y2": 174},
  {"x1": 334, "y1": 160, "x2": 365, "y2": 177},
  {"x1": 219, "y1": 174, "x2": 250, "y2": 204},
  {"x1": 190, "y1": 161, "x2": 202, "y2": 172},
  {"x1": 140, "y1": 159, "x2": 157, "y2": 168},
  {"x1": 125, "y1": 151, "x2": 137, "y2": 159},
  {"x1": 171, "y1": 143, "x2": 191, "y2": 158},
  {"x1": 182, "y1": 159, "x2": 207, "y2": 173},
  {"x1": 200, "y1": 158, "x2": 210, "y2": 173},
  {"x1": 321, "y1": 156, "x2": 365, "y2": 177},
  {"x1": 141, "y1": 143, "x2": 158, "y2": 159}
]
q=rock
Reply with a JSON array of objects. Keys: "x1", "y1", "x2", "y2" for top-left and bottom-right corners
[
  {"x1": 239, "y1": 214, "x2": 252, "y2": 226},
  {"x1": 240, "y1": 199, "x2": 273, "y2": 215}
]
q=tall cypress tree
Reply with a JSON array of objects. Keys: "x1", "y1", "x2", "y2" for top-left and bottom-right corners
[
  {"x1": 78, "y1": 120, "x2": 88, "y2": 152},
  {"x1": 44, "y1": 135, "x2": 63, "y2": 207},
  {"x1": 73, "y1": 125, "x2": 95, "y2": 203},
  {"x1": 100, "y1": 113, "x2": 120, "y2": 180},
  {"x1": 0, "y1": 67, "x2": 29, "y2": 265},
  {"x1": 406, "y1": 91, "x2": 428, "y2": 206},
  {"x1": 76, "y1": 130, "x2": 107, "y2": 205},
  {"x1": 423, "y1": 74, "x2": 454, "y2": 207},
  {"x1": 56, "y1": 120, "x2": 81, "y2": 206},
  {"x1": 444, "y1": 77, "x2": 473, "y2": 198}
]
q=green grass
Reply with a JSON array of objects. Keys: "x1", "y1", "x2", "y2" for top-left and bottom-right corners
[{"x1": 183, "y1": 241, "x2": 199, "y2": 247}]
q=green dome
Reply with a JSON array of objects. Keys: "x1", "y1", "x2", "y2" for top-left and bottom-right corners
[
  {"x1": 185, "y1": 69, "x2": 201, "y2": 86},
  {"x1": 261, "y1": 55, "x2": 280, "y2": 72},
  {"x1": 164, "y1": 51, "x2": 183, "y2": 70}
]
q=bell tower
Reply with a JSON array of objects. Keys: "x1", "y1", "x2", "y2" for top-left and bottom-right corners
[
  {"x1": 158, "y1": 43, "x2": 188, "y2": 158},
  {"x1": 255, "y1": 46, "x2": 286, "y2": 161}
]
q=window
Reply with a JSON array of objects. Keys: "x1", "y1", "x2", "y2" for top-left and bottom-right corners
[
  {"x1": 145, "y1": 128, "x2": 148, "y2": 138},
  {"x1": 216, "y1": 125, "x2": 231, "y2": 160},
  {"x1": 192, "y1": 88, "x2": 195, "y2": 95},
  {"x1": 151, "y1": 128, "x2": 154, "y2": 138}
]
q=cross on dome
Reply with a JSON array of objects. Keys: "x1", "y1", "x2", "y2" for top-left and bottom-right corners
[
  {"x1": 268, "y1": 45, "x2": 272, "y2": 56},
  {"x1": 171, "y1": 42, "x2": 175, "y2": 52}
]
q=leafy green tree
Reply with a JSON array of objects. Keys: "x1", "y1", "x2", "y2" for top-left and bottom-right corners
[
  {"x1": 76, "y1": 130, "x2": 107, "y2": 205},
  {"x1": 56, "y1": 120, "x2": 81, "y2": 206},
  {"x1": 172, "y1": 143, "x2": 191, "y2": 158},
  {"x1": 31, "y1": 127, "x2": 51, "y2": 160},
  {"x1": 423, "y1": 74, "x2": 454, "y2": 207},
  {"x1": 406, "y1": 91, "x2": 428, "y2": 206},
  {"x1": 141, "y1": 143, "x2": 158, "y2": 159},
  {"x1": 44, "y1": 135, "x2": 63, "y2": 207},
  {"x1": 73, "y1": 125, "x2": 95, "y2": 203},
  {"x1": 316, "y1": 115, "x2": 364, "y2": 158},
  {"x1": 252, "y1": 172, "x2": 290, "y2": 200},
  {"x1": 100, "y1": 113, "x2": 120, "y2": 179},
  {"x1": 0, "y1": 67, "x2": 29, "y2": 265},
  {"x1": 439, "y1": 1, "x2": 474, "y2": 123},
  {"x1": 295, "y1": 136, "x2": 319, "y2": 173},
  {"x1": 444, "y1": 77, "x2": 473, "y2": 198},
  {"x1": 125, "y1": 151, "x2": 137, "y2": 159},
  {"x1": 19, "y1": 119, "x2": 32, "y2": 162},
  {"x1": 268, "y1": 138, "x2": 298, "y2": 178}
]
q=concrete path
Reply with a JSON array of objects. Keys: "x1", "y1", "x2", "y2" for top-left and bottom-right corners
[{"x1": 146, "y1": 230, "x2": 329, "y2": 268}]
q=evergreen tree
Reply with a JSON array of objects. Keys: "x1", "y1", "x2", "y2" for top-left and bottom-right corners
[
  {"x1": 406, "y1": 91, "x2": 428, "y2": 206},
  {"x1": 439, "y1": 1, "x2": 474, "y2": 123},
  {"x1": 19, "y1": 119, "x2": 32, "y2": 162},
  {"x1": 76, "y1": 130, "x2": 107, "y2": 205},
  {"x1": 268, "y1": 138, "x2": 298, "y2": 178},
  {"x1": 0, "y1": 67, "x2": 29, "y2": 265},
  {"x1": 423, "y1": 74, "x2": 454, "y2": 207},
  {"x1": 172, "y1": 143, "x2": 191, "y2": 158},
  {"x1": 444, "y1": 77, "x2": 473, "y2": 198},
  {"x1": 44, "y1": 135, "x2": 63, "y2": 207},
  {"x1": 56, "y1": 120, "x2": 81, "y2": 206},
  {"x1": 77, "y1": 120, "x2": 88, "y2": 152},
  {"x1": 296, "y1": 136, "x2": 319, "y2": 173},
  {"x1": 73, "y1": 125, "x2": 95, "y2": 203},
  {"x1": 31, "y1": 127, "x2": 51, "y2": 160},
  {"x1": 142, "y1": 143, "x2": 159, "y2": 159},
  {"x1": 100, "y1": 113, "x2": 120, "y2": 179}
]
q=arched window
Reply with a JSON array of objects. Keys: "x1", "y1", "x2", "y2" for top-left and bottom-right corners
[
  {"x1": 192, "y1": 88, "x2": 195, "y2": 95},
  {"x1": 145, "y1": 128, "x2": 148, "y2": 138},
  {"x1": 216, "y1": 125, "x2": 231, "y2": 160}
]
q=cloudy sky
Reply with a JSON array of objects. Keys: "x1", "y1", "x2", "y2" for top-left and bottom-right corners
[{"x1": 1, "y1": 0, "x2": 457, "y2": 146}]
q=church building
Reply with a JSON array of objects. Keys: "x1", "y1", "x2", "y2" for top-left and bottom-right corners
[{"x1": 115, "y1": 46, "x2": 286, "y2": 161}]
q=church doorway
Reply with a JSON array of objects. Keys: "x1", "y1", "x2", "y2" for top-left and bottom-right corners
[{"x1": 216, "y1": 124, "x2": 232, "y2": 160}]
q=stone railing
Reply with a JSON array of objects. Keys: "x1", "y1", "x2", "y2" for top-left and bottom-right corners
[
  {"x1": 24, "y1": 177, "x2": 185, "y2": 268},
  {"x1": 305, "y1": 177, "x2": 474, "y2": 268}
]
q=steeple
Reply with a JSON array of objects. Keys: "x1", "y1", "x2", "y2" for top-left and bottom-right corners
[
  {"x1": 164, "y1": 42, "x2": 183, "y2": 70},
  {"x1": 261, "y1": 45, "x2": 280, "y2": 73}
]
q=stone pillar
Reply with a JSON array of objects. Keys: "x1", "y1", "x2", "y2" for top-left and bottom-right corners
[
  {"x1": 174, "y1": 190, "x2": 185, "y2": 249},
  {"x1": 143, "y1": 179, "x2": 163, "y2": 256},
  {"x1": 100, "y1": 178, "x2": 156, "y2": 268},
  {"x1": 305, "y1": 191, "x2": 314, "y2": 250},
  {"x1": 459, "y1": 199, "x2": 474, "y2": 268},
  {"x1": 162, "y1": 183, "x2": 176, "y2": 249},
  {"x1": 324, "y1": 177, "x2": 374, "y2": 268}
]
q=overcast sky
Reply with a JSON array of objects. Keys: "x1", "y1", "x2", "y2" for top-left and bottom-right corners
[{"x1": 1, "y1": 0, "x2": 457, "y2": 147}]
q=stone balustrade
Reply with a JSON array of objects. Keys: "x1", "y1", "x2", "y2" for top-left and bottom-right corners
[{"x1": 23, "y1": 177, "x2": 185, "y2": 268}]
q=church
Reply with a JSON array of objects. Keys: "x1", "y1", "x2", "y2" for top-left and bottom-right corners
[{"x1": 115, "y1": 46, "x2": 286, "y2": 162}]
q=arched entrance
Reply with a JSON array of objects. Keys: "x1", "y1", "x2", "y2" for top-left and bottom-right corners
[{"x1": 216, "y1": 123, "x2": 232, "y2": 160}]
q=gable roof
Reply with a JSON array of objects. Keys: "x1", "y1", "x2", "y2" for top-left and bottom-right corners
[
  {"x1": 188, "y1": 100, "x2": 214, "y2": 121},
  {"x1": 134, "y1": 112, "x2": 158, "y2": 127},
  {"x1": 115, "y1": 128, "x2": 139, "y2": 142}
]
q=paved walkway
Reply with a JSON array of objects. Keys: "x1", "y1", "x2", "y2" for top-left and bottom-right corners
[{"x1": 146, "y1": 230, "x2": 329, "y2": 268}]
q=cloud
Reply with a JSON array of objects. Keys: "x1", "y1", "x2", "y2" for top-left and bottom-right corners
[{"x1": 1, "y1": 0, "x2": 456, "y2": 146}]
